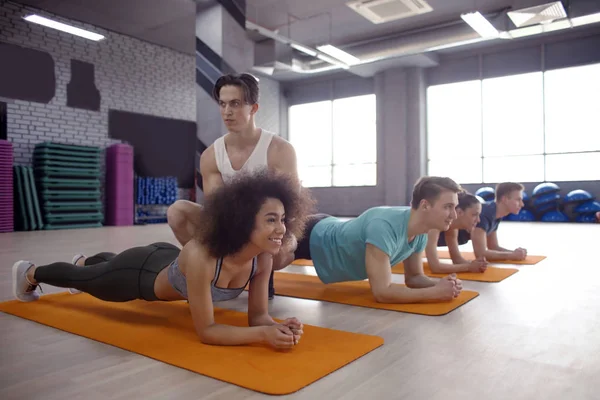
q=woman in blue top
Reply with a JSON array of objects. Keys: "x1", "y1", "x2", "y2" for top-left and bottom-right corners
[{"x1": 12, "y1": 169, "x2": 315, "y2": 349}]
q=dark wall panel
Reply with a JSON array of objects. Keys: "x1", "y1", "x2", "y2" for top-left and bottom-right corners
[
  {"x1": 482, "y1": 45, "x2": 542, "y2": 79},
  {"x1": 67, "y1": 59, "x2": 101, "y2": 111},
  {"x1": 0, "y1": 41, "x2": 55, "y2": 103},
  {"x1": 108, "y1": 109, "x2": 197, "y2": 188},
  {"x1": 0, "y1": 102, "x2": 6, "y2": 141}
]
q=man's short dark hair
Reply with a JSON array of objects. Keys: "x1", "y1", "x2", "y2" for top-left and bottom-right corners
[
  {"x1": 411, "y1": 176, "x2": 463, "y2": 210},
  {"x1": 495, "y1": 182, "x2": 524, "y2": 201},
  {"x1": 213, "y1": 73, "x2": 260, "y2": 104}
]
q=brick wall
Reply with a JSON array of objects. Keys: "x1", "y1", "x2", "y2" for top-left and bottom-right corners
[{"x1": 0, "y1": 0, "x2": 196, "y2": 164}]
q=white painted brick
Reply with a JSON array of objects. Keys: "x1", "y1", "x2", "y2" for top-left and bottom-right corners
[{"x1": 2, "y1": 0, "x2": 195, "y2": 162}]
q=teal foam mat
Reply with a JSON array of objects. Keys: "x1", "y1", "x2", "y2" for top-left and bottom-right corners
[
  {"x1": 44, "y1": 211, "x2": 104, "y2": 224},
  {"x1": 43, "y1": 222, "x2": 103, "y2": 230},
  {"x1": 37, "y1": 177, "x2": 101, "y2": 188},
  {"x1": 33, "y1": 158, "x2": 100, "y2": 168},
  {"x1": 42, "y1": 200, "x2": 103, "y2": 212},
  {"x1": 40, "y1": 189, "x2": 101, "y2": 200},
  {"x1": 35, "y1": 142, "x2": 101, "y2": 153},
  {"x1": 35, "y1": 166, "x2": 101, "y2": 178}
]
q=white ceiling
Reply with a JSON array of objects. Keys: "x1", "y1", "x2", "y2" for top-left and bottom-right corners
[
  {"x1": 12, "y1": 0, "x2": 197, "y2": 54},
  {"x1": 246, "y1": 0, "x2": 517, "y2": 49},
  {"x1": 9, "y1": 0, "x2": 600, "y2": 81},
  {"x1": 12, "y1": 0, "x2": 538, "y2": 55}
]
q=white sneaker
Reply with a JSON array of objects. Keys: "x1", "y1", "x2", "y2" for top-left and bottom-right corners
[
  {"x1": 12, "y1": 261, "x2": 40, "y2": 302},
  {"x1": 68, "y1": 254, "x2": 85, "y2": 294}
]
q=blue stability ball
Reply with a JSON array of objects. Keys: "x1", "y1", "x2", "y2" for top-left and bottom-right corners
[
  {"x1": 575, "y1": 200, "x2": 600, "y2": 214},
  {"x1": 476, "y1": 186, "x2": 495, "y2": 201},
  {"x1": 532, "y1": 192, "x2": 561, "y2": 208},
  {"x1": 475, "y1": 195, "x2": 486, "y2": 204},
  {"x1": 576, "y1": 213, "x2": 599, "y2": 223},
  {"x1": 522, "y1": 190, "x2": 530, "y2": 202},
  {"x1": 532, "y1": 182, "x2": 560, "y2": 197},
  {"x1": 505, "y1": 209, "x2": 535, "y2": 221},
  {"x1": 563, "y1": 189, "x2": 594, "y2": 204},
  {"x1": 541, "y1": 210, "x2": 570, "y2": 222}
]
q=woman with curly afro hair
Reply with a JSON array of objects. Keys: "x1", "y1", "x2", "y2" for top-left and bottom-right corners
[{"x1": 12, "y1": 169, "x2": 316, "y2": 349}]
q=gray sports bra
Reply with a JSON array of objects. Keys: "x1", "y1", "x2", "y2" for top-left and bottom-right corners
[{"x1": 167, "y1": 256, "x2": 257, "y2": 302}]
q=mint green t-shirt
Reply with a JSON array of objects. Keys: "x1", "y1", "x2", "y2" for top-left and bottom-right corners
[{"x1": 308, "y1": 206, "x2": 428, "y2": 284}]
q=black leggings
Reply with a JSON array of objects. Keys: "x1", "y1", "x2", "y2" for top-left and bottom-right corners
[{"x1": 34, "y1": 242, "x2": 180, "y2": 302}]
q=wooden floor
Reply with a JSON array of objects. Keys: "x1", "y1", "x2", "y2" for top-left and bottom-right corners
[{"x1": 0, "y1": 221, "x2": 598, "y2": 399}]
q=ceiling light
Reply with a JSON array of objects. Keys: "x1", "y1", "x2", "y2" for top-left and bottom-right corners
[
  {"x1": 316, "y1": 53, "x2": 350, "y2": 69},
  {"x1": 23, "y1": 14, "x2": 105, "y2": 41},
  {"x1": 316, "y1": 44, "x2": 361, "y2": 66},
  {"x1": 461, "y1": 11, "x2": 500, "y2": 38},
  {"x1": 290, "y1": 43, "x2": 317, "y2": 57},
  {"x1": 571, "y1": 12, "x2": 600, "y2": 27},
  {"x1": 507, "y1": 1, "x2": 567, "y2": 28}
]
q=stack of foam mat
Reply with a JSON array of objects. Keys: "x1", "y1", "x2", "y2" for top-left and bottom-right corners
[
  {"x1": 0, "y1": 140, "x2": 14, "y2": 232},
  {"x1": 33, "y1": 142, "x2": 103, "y2": 230},
  {"x1": 12, "y1": 165, "x2": 43, "y2": 231}
]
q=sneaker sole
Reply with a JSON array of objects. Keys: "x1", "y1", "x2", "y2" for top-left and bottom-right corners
[
  {"x1": 68, "y1": 254, "x2": 85, "y2": 294},
  {"x1": 12, "y1": 260, "x2": 35, "y2": 302}
]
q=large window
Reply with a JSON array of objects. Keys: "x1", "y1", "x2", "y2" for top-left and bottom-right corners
[
  {"x1": 427, "y1": 63, "x2": 600, "y2": 183},
  {"x1": 288, "y1": 94, "x2": 377, "y2": 187}
]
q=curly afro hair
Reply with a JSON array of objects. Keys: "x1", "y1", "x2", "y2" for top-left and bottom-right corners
[{"x1": 194, "y1": 168, "x2": 316, "y2": 259}]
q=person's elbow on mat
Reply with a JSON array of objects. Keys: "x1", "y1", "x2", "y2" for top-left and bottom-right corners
[{"x1": 366, "y1": 245, "x2": 462, "y2": 304}]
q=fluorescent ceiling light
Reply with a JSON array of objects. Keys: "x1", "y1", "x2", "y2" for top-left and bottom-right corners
[
  {"x1": 23, "y1": 14, "x2": 105, "y2": 41},
  {"x1": 461, "y1": 11, "x2": 500, "y2": 38},
  {"x1": 316, "y1": 44, "x2": 361, "y2": 66},
  {"x1": 316, "y1": 53, "x2": 350, "y2": 69},
  {"x1": 290, "y1": 43, "x2": 317, "y2": 57},
  {"x1": 571, "y1": 12, "x2": 600, "y2": 27}
]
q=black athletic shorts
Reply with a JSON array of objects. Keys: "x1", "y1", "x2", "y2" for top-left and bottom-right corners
[{"x1": 294, "y1": 213, "x2": 332, "y2": 260}]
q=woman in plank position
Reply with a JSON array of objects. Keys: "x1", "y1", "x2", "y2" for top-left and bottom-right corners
[
  {"x1": 424, "y1": 191, "x2": 489, "y2": 274},
  {"x1": 12, "y1": 169, "x2": 315, "y2": 349}
]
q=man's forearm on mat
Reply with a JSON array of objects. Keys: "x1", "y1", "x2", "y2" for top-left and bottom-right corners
[
  {"x1": 197, "y1": 324, "x2": 267, "y2": 346},
  {"x1": 483, "y1": 249, "x2": 516, "y2": 260},
  {"x1": 248, "y1": 313, "x2": 277, "y2": 327},
  {"x1": 372, "y1": 284, "x2": 440, "y2": 304}
]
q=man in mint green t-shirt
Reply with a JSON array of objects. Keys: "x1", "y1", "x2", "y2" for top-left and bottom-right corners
[{"x1": 288, "y1": 176, "x2": 465, "y2": 304}]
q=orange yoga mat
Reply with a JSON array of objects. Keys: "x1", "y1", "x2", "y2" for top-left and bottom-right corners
[
  {"x1": 435, "y1": 250, "x2": 546, "y2": 265},
  {"x1": 291, "y1": 259, "x2": 517, "y2": 282},
  {"x1": 390, "y1": 263, "x2": 518, "y2": 283},
  {"x1": 273, "y1": 272, "x2": 478, "y2": 316},
  {"x1": 0, "y1": 293, "x2": 383, "y2": 395}
]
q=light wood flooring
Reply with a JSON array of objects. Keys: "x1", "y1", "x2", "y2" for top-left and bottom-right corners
[{"x1": 0, "y1": 221, "x2": 598, "y2": 399}]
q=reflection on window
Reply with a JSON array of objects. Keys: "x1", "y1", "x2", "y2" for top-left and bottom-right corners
[
  {"x1": 427, "y1": 63, "x2": 600, "y2": 184},
  {"x1": 289, "y1": 94, "x2": 377, "y2": 188}
]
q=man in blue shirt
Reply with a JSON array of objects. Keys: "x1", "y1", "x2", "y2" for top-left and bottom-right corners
[
  {"x1": 470, "y1": 182, "x2": 527, "y2": 261},
  {"x1": 284, "y1": 176, "x2": 465, "y2": 304}
]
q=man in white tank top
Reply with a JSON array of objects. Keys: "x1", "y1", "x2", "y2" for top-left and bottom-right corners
[{"x1": 167, "y1": 73, "x2": 300, "y2": 298}]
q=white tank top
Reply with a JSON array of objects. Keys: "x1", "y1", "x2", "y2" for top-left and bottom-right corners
[{"x1": 214, "y1": 129, "x2": 275, "y2": 183}]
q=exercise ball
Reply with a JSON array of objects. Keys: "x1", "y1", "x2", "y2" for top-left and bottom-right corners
[
  {"x1": 475, "y1": 187, "x2": 495, "y2": 201},
  {"x1": 532, "y1": 192, "x2": 561, "y2": 208},
  {"x1": 505, "y1": 209, "x2": 535, "y2": 221},
  {"x1": 575, "y1": 200, "x2": 600, "y2": 214},
  {"x1": 475, "y1": 195, "x2": 486, "y2": 204},
  {"x1": 522, "y1": 190, "x2": 530, "y2": 202},
  {"x1": 563, "y1": 189, "x2": 594, "y2": 204},
  {"x1": 532, "y1": 182, "x2": 560, "y2": 198},
  {"x1": 541, "y1": 210, "x2": 570, "y2": 222},
  {"x1": 576, "y1": 213, "x2": 598, "y2": 223}
]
